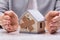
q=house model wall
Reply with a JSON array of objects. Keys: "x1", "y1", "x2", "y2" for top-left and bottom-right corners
[{"x1": 19, "y1": 10, "x2": 45, "y2": 33}]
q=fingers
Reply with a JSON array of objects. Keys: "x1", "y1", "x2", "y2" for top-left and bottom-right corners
[
  {"x1": 6, "y1": 25, "x2": 15, "y2": 32},
  {"x1": 1, "y1": 15, "x2": 11, "y2": 26},
  {"x1": 49, "y1": 22, "x2": 58, "y2": 34},
  {"x1": 48, "y1": 16, "x2": 60, "y2": 34},
  {"x1": 0, "y1": 11, "x2": 18, "y2": 32},
  {"x1": 3, "y1": 25, "x2": 14, "y2": 32},
  {"x1": 4, "y1": 10, "x2": 14, "y2": 15},
  {"x1": 3, "y1": 24, "x2": 9, "y2": 30},
  {"x1": 2, "y1": 20, "x2": 10, "y2": 25},
  {"x1": 1, "y1": 15, "x2": 11, "y2": 31},
  {"x1": 3, "y1": 15, "x2": 11, "y2": 20},
  {"x1": 45, "y1": 11, "x2": 59, "y2": 34},
  {"x1": 3, "y1": 10, "x2": 18, "y2": 32},
  {"x1": 4, "y1": 10, "x2": 18, "y2": 19},
  {"x1": 45, "y1": 11, "x2": 59, "y2": 21},
  {"x1": 4, "y1": 10, "x2": 18, "y2": 25},
  {"x1": 51, "y1": 15, "x2": 60, "y2": 23},
  {"x1": 49, "y1": 21, "x2": 60, "y2": 28}
]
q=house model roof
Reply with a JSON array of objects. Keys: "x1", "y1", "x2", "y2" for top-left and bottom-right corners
[
  {"x1": 20, "y1": 0, "x2": 45, "y2": 22},
  {"x1": 27, "y1": 9, "x2": 45, "y2": 22}
]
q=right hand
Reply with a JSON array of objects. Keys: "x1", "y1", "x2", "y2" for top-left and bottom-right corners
[{"x1": 0, "y1": 11, "x2": 19, "y2": 33}]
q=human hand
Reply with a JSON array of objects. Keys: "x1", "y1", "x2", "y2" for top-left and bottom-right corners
[
  {"x1": 1, "y1": 11, "x2": 19, "y2": 33},
  {"x1": 45, "y1": 11, "x2": 59, "y2": 34}
]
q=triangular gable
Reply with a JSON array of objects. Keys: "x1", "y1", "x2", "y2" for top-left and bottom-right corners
[{"x1": 27, "y1": 9, "x2": 45, "y2": 22}]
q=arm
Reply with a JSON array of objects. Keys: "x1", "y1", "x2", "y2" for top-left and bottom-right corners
[
  {"x1": 0, "y1": 0, "x2": 19, "y2": 32},
  {"x1": 0, "y1": 0, "x2": 9, "y2": 28},
  {"x1": 55, "y1": 0, "x2": 60, "y2": 11},
  {"x1": 0, "y1": 0, "x2": 9, "y2": 13},
  {"x1": 45, "y1": 0, "x2": 60, "y2": 34}
]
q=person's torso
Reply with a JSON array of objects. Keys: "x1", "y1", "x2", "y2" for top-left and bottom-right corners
[{"x1": 10, "y1": 0, "x2": 56, "y2": 18}]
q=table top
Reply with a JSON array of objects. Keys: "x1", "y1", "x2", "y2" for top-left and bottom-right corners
[{"x1": 0, "y1": 29, "x2": 60, "y2": 40}]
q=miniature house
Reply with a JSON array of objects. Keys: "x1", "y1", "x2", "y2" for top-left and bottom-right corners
[
  {"x1": 19, "y1": 0, "x2": 45, "y2": 33},
  {"x1": 19, "y1": 9, "x2": 45, "y2": 33}
]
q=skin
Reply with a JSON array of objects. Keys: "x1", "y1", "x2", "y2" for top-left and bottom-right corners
[
  {"x1": 0, "y1": 10, "x2": 19, "y2": 33},
  {"x1": 0, "y1": 10, "x2": 60, "y2": 34},
  {"x1": 45, "y1": 11, "x2": 60, "y2": 34}
]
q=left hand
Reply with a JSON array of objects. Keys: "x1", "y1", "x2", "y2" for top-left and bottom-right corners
[
  {"x1": 45, "y1": 11, "x2": 60, "y2": 34},
  {"x1": 2, "y1": 11, "x2": 19, "y2": 32}
]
